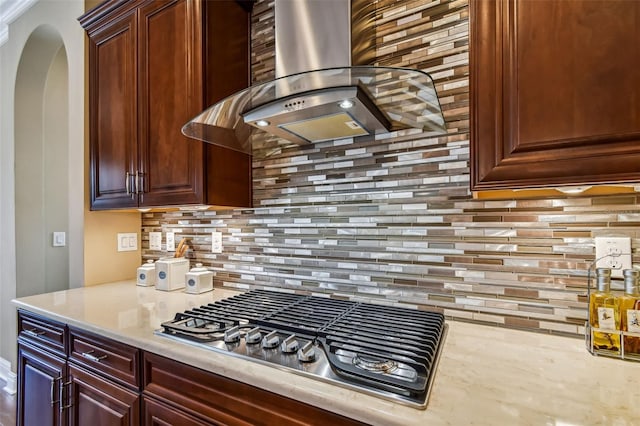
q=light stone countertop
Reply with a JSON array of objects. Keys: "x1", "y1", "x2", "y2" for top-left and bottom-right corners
[{"x1": 12, "y1": 281, "x2": 640, "y2": 426}]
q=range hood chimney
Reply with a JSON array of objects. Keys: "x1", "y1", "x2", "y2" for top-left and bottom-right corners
[{"x1": 182, "y1": 0, "x2": 446, "y2": 155}]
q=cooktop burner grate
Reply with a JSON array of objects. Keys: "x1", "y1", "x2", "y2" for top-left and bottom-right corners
[{"x1": 159, "y1": 289, "x2": 446, "y2": 408}]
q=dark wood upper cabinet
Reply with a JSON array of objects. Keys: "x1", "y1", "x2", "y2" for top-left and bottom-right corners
[
  {"x1": 80, "y1": 0, "x2": 253, "y2": 210},
  {"x1": 470, "y1": 0, "x2": 640, "y2": 190}
]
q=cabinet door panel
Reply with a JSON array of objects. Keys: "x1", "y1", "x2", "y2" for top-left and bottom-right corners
[
  {"x1": 88, "y1": 10, "x2": 138, "y2": 209},
  {"x1": 516, "y1": 2, "x2": 639, "y2": 146},
  {"x1": 68, "y1": 364, "x2": 140, "y2": 426},
  {"x1": 470, "y1": 0, "x2": 640, "y2": 190},
  {"x1": 17, "y1": 342, "x2": 66, "y2": 426},
  {"x1": 138, "y1": 0, "x2": 204, "y2": 206}
]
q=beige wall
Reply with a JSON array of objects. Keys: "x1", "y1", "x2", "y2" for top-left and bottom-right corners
[{"x1": 84, "y1": 211, "x2": 140, "y2": 285}]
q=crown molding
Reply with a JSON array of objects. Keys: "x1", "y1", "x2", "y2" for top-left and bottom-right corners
[{"x1": 0, "y1": 0, "x2": 39, "y2": 47}]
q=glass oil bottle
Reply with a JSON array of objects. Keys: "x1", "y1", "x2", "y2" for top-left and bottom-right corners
[
  {"x1": 620, "y1": 268, "x2": 640, "y2": 359},
  {"x1": 589, "y1": 268, "x2": 620, "y2": 354}
]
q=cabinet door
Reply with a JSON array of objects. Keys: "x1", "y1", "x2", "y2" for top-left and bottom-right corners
[
  {"x1": 470, "y1": 0, "x2": 640, "y2": 190},
  {"x1": 87, "y1": 8, "x2": 139, "y2": 209},
  {"x1": 137, "y1": 0, "x2": 204, "y2": 206},
  {"x1": 68, "y1": 364, "x2": 140, "y2": 426},
  {"x1": 17, "y1": 342, "x2": 66, "y2": 426}
]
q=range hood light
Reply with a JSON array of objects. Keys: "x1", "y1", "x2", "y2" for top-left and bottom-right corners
[
  {"x1": 255, "y1": 120, "x2": 270, "y2": 127},
  {"x1": 339, "y1": 99, "x2": 354, "y2": 109}
]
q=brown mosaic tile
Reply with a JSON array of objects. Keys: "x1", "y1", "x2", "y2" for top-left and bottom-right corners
[
  {"x1": 591, "y1": 196, "x2": 637, "y2": 205},
  {"x1": 610, "y1": 222, "x2": 640, "y2": 227},
  {"x1": 504, "y1": 317, "x2": 540, "y2": 330},
  {"x1": 471, "y1": 258, "x2": 503, "y2": 266},
  {"x1": 429, "y1": 294, "x2": 456, "y2": 303}
]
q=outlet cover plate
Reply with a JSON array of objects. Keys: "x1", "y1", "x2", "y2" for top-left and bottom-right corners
[
  {"x1": 211, "y1": 231, "x2": 222, "y2": 253},
  {"x1": 595, "y1": 236, "x2": 632, "y2": 278},
  {"x1": 166, "y1": 232, "x2": 175, "y2": 251},
  {"x1": 149, "y1": 232, "x2": 162, "y2": 250},
  {"x1": 117, "y1": 233, "x2": 138, "y2": 252}
]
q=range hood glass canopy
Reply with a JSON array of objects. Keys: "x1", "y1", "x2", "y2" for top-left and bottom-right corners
[{"x1": 182, "y1": 65, "x2": 446, "y2": 155}]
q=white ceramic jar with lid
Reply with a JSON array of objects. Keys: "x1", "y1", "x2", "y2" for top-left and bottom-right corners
[
  {"x1": 137, "y1": 260, "x2": 156, "y2": 287},
  {"x1": 185, "y1": 263, "x2": 213, "y2": 294},
  {"x1": 155, "y1": 257, "x2": 189, "y2": 291}
]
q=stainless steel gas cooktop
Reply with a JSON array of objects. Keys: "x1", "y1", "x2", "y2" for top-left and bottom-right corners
[{"x1": 156, "y1": 289, "x2": 447, "y2": 409}]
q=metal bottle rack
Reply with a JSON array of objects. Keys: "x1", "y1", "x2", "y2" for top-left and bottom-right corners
[{"x1": 585, "y1": 265, "x2": 640, "y2": 362}]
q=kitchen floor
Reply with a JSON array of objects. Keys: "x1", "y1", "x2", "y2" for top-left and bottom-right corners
[{"x1": 0, "y1": 380, "x2": 16, "y2": 426}]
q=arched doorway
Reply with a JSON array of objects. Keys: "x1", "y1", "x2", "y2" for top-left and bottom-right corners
[{"x1": 14, "y1": 25, "x2": 70, "y2": 297}]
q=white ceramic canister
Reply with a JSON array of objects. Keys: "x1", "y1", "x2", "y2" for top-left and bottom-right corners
[
  {"x1": 155, "y1": 257, "x2": 189, "y2": 291},
  {"x1": 185, "y1": 263, "x2": 213, "y2": 294},
  {"x1": 137, "y1": 260, "x2": 156, "y2": 287}
]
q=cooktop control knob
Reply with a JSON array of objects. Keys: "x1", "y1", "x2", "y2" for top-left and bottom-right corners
[
  {"x1": 280, "y1": 335, "x2": 299, "y2": 353},
  {"x1": 224, "y1": 326, "x2": 241, "y2": 343},
  {"x1": 261, "y1": 330, "x2": 280, "y2": 349},
  {"x1": 245, "y1": 327, "x2": 262, "y2": 344},
  {"x1": 297, "y1": 341, "x2": 316, "y2": 362}
]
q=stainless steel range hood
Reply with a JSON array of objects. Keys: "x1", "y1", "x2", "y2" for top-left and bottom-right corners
[{"x1": 182, "y1": 0, "x2": 446, "y2": 155}]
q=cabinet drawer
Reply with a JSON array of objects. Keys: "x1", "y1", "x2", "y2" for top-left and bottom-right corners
[
  {"x1": 18, "y1": 310, "x2": 67, "y2": 357},
  {"x1": 69, "y1": 327, "x2": 140, "y2": 390}
]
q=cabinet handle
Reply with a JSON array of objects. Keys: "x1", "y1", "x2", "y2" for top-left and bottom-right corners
[
  {"x1": 137, "y1": 171, "x2": 144, "y2": 203},
  {"x1": 24, "y1": 328, "x2": 45, "y2": 337},
  {"x1": 50, "y1": 377, "x2": 60, "y2": 406},
  {"x1": 59, "y1": 379, "x2": 73, "y2": 413},
  {"x1": 125, "y1": 171, "x2": 131, "y2": 195},
  {"x1": 80, "y1": 350, "x2": 107, "y2": 362}
]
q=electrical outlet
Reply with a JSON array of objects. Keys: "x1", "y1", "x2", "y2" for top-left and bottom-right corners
[
  {"x1": 149, "y1": 232, "x2": 162, "y2": 250},
  {"x1": 595, "y1": 236, "x2": 632, "y2": 278},
  {"x1": 211, "y1": 231, "x2": 223, "y2": 253},
  {"x1": 166, "y1": 232, "x2": 175, "y2": 251}
]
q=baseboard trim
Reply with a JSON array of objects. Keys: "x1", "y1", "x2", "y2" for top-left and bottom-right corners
[{"x1": 0, "y1": 357, "x2": 16, "y2": 395}]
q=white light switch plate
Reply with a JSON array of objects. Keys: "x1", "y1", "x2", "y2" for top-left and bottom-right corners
[
  {"x1": 166, "y1": 232, "x2": 175, "y2": 251},
  {"x1": 211, "y1": 231, "x2": 222, "y2": 253},
  {"x1": 595, "y1": 236, "x2": 632, "y2": 278},
  {"x1": 117, "y1": 233, "x2": 138, "y2": 252},
  {"x1": 149, "y1": 232, "x2": 162, "y2": 250},
  {"x1": 52, "y1": 232, "x2": 66, "y2": 247}
]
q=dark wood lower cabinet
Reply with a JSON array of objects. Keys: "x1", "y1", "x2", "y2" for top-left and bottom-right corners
[
  {"x1": 68, "y1": 364, "x2": 140, "y2": 426},
  {"x1": 17, "y1": 342, "x2": 66, "y2": 426},
  {"x1": 142, "y1": 352, "x2": 367, "y2": 426},
  {"x1": 18, "y1": 310, "x2": 367, "y2": 426}
]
